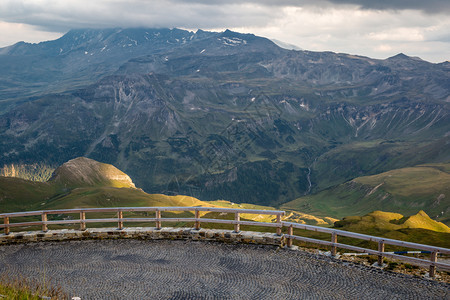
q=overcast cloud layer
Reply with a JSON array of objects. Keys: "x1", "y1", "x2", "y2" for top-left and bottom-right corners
[{"x1": 0, "y1": 0, "x2": 449, "y2": 62}]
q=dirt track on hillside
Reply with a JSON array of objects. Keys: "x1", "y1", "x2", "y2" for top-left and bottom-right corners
[{"x1": 0, "y1": 239, "x2": 448, "y2": 299}]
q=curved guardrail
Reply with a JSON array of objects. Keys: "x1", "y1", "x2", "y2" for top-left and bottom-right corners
[{"x1": 1, "y1": 207, "x2": 449, "y2": 277}]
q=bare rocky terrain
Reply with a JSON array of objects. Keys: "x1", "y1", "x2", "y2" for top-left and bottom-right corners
[{"x1": 0, "y1": 239, "x2": 448, "y2": 299}]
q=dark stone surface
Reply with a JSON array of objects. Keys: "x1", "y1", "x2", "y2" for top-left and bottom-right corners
[{"x1": 0, "y1": 239, "x2": 448, "y2": 299}]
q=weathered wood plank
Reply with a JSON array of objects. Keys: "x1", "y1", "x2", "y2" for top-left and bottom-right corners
[
  {"x1": 378, "y1": 241, "x2": 385, "y2": 266},
  {"x1": 80, "y1": 212, "x2": 86, "y2": 231},
  {"x1": 155, "y1": 210, "x2": 161, "y2": 230},
  {"x1": 331, "y1": 232, "x2": 337, "y2": 256},
  {"x1": 234, "y1": 212, "x2": 240, "y2": 233},
  {"x1": 276, "y1": 214, "x2": 282, "y2": 236},
  {"x1": 3, "y1": 216, "x2": 9, "y2": 235},
  {"x1": 194, "y1": 210, "x2": 200, "y2": 230},
  {"x1": 282, "y1": 221, "x2": 450, "y2": 254}
]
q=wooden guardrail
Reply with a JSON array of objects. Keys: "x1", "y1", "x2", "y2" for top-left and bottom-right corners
[
  {"x1": 282, "y1": 221, "x2": 450, "y2": 277},
  {"x1": 1, "y1": 207, "x2": 449, "y2": 277},
  {"x1": 0, "y1": 207, "x2": 285, "y2": 235}
]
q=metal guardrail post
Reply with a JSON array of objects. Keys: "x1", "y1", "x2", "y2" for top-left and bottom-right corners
[
  {"x1": 4, "y1": 216, "x2": 9, "y2": 235},
  {"x1": 429, "y1": 251, "x2": 437, "y2": 277},
  {"x1": 234, "y1": 212, "x2": 240, "y2": 233},
  {"x1": 378, "y1": 241, "x2": 385, "y2": 266},
  {"x1": 194, "y1": 209, "x2": 200, "y2": 230},
  {"x1": 42, "y1": 212, "x2": 48, "y2": 232},
  {"x1": 80, "y1": 211, "x2": 86, "y2": 231}
]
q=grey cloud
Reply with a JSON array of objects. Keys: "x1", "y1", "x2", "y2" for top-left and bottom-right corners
[
  {"x1": 0, "y1": 0, "x2": 448, "y2": 62},
  {"x1": 172, "y1": 0, "x2": 450, "y2": 14},
  {"x1": 0, "y1": 0, "x2": 280, "y2": 33},
  {"x1": 0, "y1": 0, "x2": 448, "y2": 35},
  {"x1": 327, "y1": 0, "x2": 450, "y2": 14}
]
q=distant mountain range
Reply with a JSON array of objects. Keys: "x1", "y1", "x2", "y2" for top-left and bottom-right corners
[{"x1": 0, "y1": 28, "x2": 449, "y2": 209}]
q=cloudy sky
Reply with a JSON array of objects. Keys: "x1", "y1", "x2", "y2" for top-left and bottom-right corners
[{"x1": 0, "y1": 0, "x2": 449, "y2": 62}]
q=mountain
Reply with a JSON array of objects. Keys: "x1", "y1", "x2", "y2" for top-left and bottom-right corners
[
  {"x1": 0, "y1": 28, "x2": 449, "y2": 207},
  {"x1": 0, "y1": 28, "x2": 216, "y2": 110},
  {"x1": 282, "y1": 163, "x2": 450, "y2": 225}
]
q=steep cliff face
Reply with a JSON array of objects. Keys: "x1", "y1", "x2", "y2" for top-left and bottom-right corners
[{"x1": 0, "y1": 28, "x2": 449, "y2": 205}]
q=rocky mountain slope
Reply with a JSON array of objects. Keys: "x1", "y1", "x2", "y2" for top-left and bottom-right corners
[{"x1": 0, "y1": 28, "x2": 449, "y2": 207}]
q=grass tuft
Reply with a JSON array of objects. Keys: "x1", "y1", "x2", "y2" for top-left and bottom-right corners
[{"x1": 0, "y1": 274, "x2": 66, "y2": 299}]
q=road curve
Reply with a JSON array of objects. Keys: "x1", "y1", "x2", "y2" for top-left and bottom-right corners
[{"x1": 0, "y1": 239, "x2": 448, "y2": 299}]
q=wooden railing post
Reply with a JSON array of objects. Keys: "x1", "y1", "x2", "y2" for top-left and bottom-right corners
[
  {"x1": 194, "y1": 209, "x2": 200, "y2": 230},
  {"x1": 42, "y1": 212, "x2": 48, "y2": 232},
  {"x1": 80, "y1": 211, "x2": 86, "y2": 231},
  {"x1": 234, "y1": 212, "x2": 240, "y2": 233},
  {"x1": 287, "y1": 224, "x2": 293, "y2": 248},
  {"x1": 118, "y1": 210, "x2": 123, "y2": 230},
  {"x1": 276, "y1": 214, "x2": 282, "y2": 236},
  {"x1": 4, "y1": 216, "x2": 10, "y2": 235},
  {"x1": 331, "y1": 232, "x2": 337, "y2": 256},
  {"x1": 155, "y1": 209, "x2": 161, "y2": 230},
  {"x1": 429, "y1": 251, "x2": 437, "y2": 277},
  {"x1": 378, "y1": 241, "x2": 385, "y2": 266}
]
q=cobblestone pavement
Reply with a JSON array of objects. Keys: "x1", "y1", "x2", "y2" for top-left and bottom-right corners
[{"x1": 0, "y1": 239, "x2": 448, "y2": 299}]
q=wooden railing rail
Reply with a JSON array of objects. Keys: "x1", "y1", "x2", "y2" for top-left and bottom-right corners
[
  {"x1": 282, "y1": 221, "x2": 450, "y2": 277},
  {"x1": 0, "y1": 207, "x2": 285, "y2": 235},
  {"x1": 1, "y1": 207, "x2": 449, "y2": 277}
]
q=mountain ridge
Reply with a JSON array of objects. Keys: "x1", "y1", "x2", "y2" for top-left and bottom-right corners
[{"x1": 0, "y1": 27, "x2": 449, "y2": 208}]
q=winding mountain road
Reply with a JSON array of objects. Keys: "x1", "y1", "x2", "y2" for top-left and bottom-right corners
[{"x1": 0, "y1": 239, "x2": 448, "y2": 299}]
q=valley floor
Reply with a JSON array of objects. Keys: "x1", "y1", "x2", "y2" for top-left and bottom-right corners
[{"x1": 0, "y1": 240, "x2": 448, "y2": 299}]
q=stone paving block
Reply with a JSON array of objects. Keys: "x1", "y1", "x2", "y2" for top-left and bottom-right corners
[{"x1": 2, "y1": 239, "x2": 447, "y2": 299}]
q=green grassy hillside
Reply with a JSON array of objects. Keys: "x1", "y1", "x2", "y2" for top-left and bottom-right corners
[
  {"x1": 282, "y1": 163, "x2": 450, "y2": 225},
  {"x1": 0, "y1": 157, "x2": 336, "y2": 226},
  {"x1": 2, "y1": 157, "x2": 450, "y2": 248},
  {"x1": 0, "y1": 177, "x2": 58, "y2": 212},
  {"x1": 334, "y1": 210, "x2": 450, "y2": 248}
]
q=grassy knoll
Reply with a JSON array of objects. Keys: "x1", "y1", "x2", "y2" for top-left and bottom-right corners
[
  {"x1": 333, "y1": 210, "x2": 450, "y2": 248},
  {"x1": 282, "y1": 163, "x2": 450, "y2": 225}
]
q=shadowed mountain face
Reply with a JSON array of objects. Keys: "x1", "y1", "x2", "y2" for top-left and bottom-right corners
[{"x1": 0, "y1": 28, "x2": 449, "y2": 206}]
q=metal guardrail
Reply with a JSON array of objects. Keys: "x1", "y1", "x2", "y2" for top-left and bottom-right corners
[{"x1": 1, "y1": 207, "x2": 449, "y2": 277}]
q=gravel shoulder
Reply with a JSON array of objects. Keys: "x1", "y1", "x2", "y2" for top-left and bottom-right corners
[{"x1": 0, "y1": 239, "x2": 449, "y2": 299}]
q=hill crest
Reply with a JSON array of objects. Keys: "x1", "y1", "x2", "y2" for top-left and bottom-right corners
[
  {"x1": 335, "y1": 210, "x2": 450, "y2": 233},
  {"x1": 49, "y1": 157, "x2": 135, "y2": 189}
]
